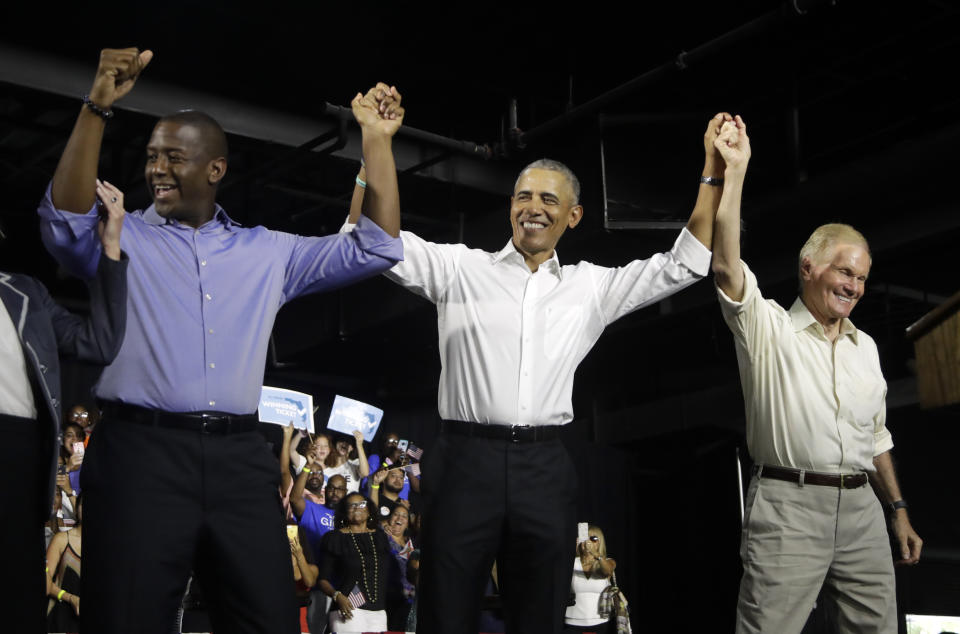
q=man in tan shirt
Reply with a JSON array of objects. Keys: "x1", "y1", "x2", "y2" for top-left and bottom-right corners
[{"x1": 710, "y1": 116, "x2": 922, "y2": 633}]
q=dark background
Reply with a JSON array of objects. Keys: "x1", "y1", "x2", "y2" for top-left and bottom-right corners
[{"x1": 2, "y1": 1, "x2": 959, "y2": 631}]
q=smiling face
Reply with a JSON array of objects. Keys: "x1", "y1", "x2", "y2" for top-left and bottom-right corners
[
  {"x1": 62, "y1": 423, "x2": 83, "y2": 453},
  {"x1": 387, "y1": 506, "x2": 409, "y2": 534},
  {"x1": 801, "y1": 242, "x2": 871, "y2": 327},
  {"x1": 145, "y1": 120, "x2": 225, "y2": 228},
  {"x1": 344, "y1": 494, "x2": 370, "y2": 527},
  {"x1": 310, "y1": 436, "x2": 331, "y2": 463},
  {"x1": 510, "y1": 168, "x2": 583, "y2": 270}
]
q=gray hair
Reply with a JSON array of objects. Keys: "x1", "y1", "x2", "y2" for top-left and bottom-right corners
[
  {"x1": 798, "y1": 223, "x2": 870, "y2": 287},
  {"x1": 514, "y1": 158, "x2": 581, "y2": 205}
]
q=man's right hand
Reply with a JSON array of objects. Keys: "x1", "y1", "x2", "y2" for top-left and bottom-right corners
[{"x1": 89, "y1": 48, "x2": 153, "y2": 110}]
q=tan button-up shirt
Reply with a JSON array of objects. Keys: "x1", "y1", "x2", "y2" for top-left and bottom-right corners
[{"x1": 717, "y1": 262, "x2": 893, "y2": 473}]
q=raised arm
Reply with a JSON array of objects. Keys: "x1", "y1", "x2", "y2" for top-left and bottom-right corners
[
  {"x1": 870, "y1": 451, "x2": 922, "y2": 565},
  {"x1": 685, "y1": 113, "x2": 732, "y2": 248},
  {"x1": 347, "y1": 163, "x2": 366, "y2": 226},
  {"x1": 369, "y1": 468, "x2": 388, "y2": 506},
  {"x1": 280, "y1": 423, "x2": 295, "y2": 494},
  {"x1": 350, "y1": 83, "x2": 404, "y2": 237},
  {"x1": 711, "y1": 115, "x2": 751, "y2": 302},
  {"x1": 51, "y1": 48, "x2": 152, "y2": 213},
  {"x1": 353, "y1": 430, "x2": 370, "y2": 478},
  {"x1": 290, "y1": 453, "x2": 321, "y2": 521}
]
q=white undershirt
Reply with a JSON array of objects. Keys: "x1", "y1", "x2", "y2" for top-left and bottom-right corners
[{"x1": 0, "y1": 300, "x2": 36, "y2": 418}]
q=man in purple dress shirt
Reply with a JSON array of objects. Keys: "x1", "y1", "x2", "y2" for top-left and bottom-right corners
[{"x1": 37, "y1": 47, "x2": 404, "y2": 634}]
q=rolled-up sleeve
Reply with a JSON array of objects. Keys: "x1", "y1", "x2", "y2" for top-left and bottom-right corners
[{"x1": 37, "y1": 183, "x2": 102, "y2": 280}]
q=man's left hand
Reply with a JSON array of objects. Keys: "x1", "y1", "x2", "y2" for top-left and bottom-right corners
[{"x1": 891, "y1": 513, "x2": 922, "y2": 565}]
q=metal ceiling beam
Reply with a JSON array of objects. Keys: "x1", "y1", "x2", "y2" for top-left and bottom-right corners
[{"x1": 0, "y1": 44, "x2": 516, "y2": 196}]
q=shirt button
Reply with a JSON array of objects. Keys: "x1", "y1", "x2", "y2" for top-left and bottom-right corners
[
  {"x1": 209, "y1": 363, "x2": 215, "y2": 369},
  {"x1": 208, "y1": 329, "x2": 214, "y2": 334},
  {"x1": 209, "y1": 400, "x2": 216, "y2": 407},
  {"x1": 205, "y1": 293, "x2": 212, "y2": 300},
  {"x1": 201, "y1": 260, "x2": 207, "y2": 266}
]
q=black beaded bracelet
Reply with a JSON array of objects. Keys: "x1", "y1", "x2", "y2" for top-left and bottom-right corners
[{"x1": 82, "y1": 94, "x2": 114, "y2": 120}]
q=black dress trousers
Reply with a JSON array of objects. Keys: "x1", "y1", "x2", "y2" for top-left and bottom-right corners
[
  {"x1": 79, "y1": 414, "x2": 299, "y2": 634},
  {"x1": 417, "y1": 430, "x2": 577, "y2": 634}
]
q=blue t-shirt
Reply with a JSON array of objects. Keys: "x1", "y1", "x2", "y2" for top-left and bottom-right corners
[{"x1": 300, "y1": 499, "x2": 336, "y2": 557}]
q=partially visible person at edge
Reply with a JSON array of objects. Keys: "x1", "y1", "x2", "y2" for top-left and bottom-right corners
[{"x1": 1, "y1": 179, "x2": 126, "y2": 633}]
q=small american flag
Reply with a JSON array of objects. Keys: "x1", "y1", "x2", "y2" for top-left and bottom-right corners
[
  {"x1": 402, "y1": 463, "x2": 421, "y2": 477},
  {"x1": 347, "y1": 584, "x2": 366, "y2": 609},
  {"x1": 406, "y1": 444, "x2": 423, "y2": 460}
]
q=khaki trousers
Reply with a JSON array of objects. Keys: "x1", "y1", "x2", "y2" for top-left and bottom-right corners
[{"x1": 736, "y1": 474, "x2": 897, "y2": 634}]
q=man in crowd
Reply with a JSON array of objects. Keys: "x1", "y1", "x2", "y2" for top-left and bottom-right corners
[
  {"x1": 37, "y1": 47, "x2": 404, "y2": 633},
  {"x1": 710, "y1": 116, "x2": 922, "y2": 633},
  {"x1": 1, "y1": 182, "x2": 126, "y2": 632},
  {"x1": 364, "y1": 431, "x2": 420, "y2": 499},
  {"x1": 346, "y1": 112, "x2": 731, "y2": 633},
  {"x1": 291, "y1": 463, "x2": 347, "y2": 634},
  {"x1": 370, "y1": 466, "x2": 408, "y2": 518}
]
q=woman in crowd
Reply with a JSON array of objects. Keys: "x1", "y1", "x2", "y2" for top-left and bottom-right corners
[
  {"x1": 382, "y1": 504, "x2": 416, "y2": 631},
  {"x1": 565, "y1": 524, "x2": 617, "y2": 634},
  {"x1": 323, "y1": 430, "x2": 369, "y2": 494},
  {"x1": 60, "y1": 422, "x2": 85, "y2": 473},
  {"x1": 318, "y1": 493, "x2": 390, "y2": 633},
  {"x1": 46, "y1": 494, "x2": 83, "y2": 631}
]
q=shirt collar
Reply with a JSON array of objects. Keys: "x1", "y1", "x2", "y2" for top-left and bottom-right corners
[
  {"x1": 141, "y1": 203, "x2": 241, "y2": 231},
  {"x1": 789, "y1": 297, "x2": 859, "y2": 343},
  {"x1": 492, "y1": 240, "x2": 563, "y2": 279}
]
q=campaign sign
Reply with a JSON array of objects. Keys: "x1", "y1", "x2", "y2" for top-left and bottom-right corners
[
  {"x1": 327, "y1": 395, "x2": 383, "y2": 442},
  {"x1": 258, "y1": 386, "x2": 315, "y2": 433}
]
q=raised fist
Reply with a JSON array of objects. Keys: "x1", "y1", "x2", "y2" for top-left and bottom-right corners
[{"x1": 89, "y1": 48, "x2": 153, "y2": 109}]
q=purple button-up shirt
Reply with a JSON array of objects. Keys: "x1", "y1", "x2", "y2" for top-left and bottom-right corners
[{"x1": 38, "y1": 186, "x2": 402, "y2": 414}]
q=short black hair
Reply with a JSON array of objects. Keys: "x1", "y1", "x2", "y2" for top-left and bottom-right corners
[{"x1": 157, "y1": 110, "x2": 228, "y2": 160}]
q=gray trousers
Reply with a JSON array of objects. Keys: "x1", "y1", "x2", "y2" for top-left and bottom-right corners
[{"x1": 736, "y1": 474, "x2": 897, "y2": 634}]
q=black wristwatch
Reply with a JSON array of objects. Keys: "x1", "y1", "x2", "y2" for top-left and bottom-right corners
[{"x1": 888, "y1": 499, "x2": 908, "y2": 515}]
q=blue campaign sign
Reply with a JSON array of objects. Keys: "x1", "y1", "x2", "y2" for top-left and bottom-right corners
[
  {"x1": 326, "y1": 395, "x2": 383, "y2": 442},
  {"x1": 258, "y1": 386, "x2": 315, "y2": 433}
]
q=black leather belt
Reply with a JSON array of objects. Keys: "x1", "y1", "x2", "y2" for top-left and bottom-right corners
[
  {"x1": 755, "y1": 464, "x2": 868, "y2": 489},
  {"x1": 440, "y1": 419, "x2": 561, "y2": 443},
  {"x1": 101, "y1": 401, "x2": 259, "y2": 435}
]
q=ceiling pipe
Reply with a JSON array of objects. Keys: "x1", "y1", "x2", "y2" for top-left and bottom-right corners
[
  {"x1": 321, "y1": 102, "x2": 492, "y2": 160},
  {"x1": 518, "y1": 1, "x2": 834, "y2": 147}
]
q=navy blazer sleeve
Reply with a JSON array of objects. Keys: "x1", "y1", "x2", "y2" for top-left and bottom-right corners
[{"x1": 35, "y1": 252, "x2": 128, "y2": 364}]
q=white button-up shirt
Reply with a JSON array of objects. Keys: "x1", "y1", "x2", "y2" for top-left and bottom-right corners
[
  {"x1": 716, "y1": 261, "x2": 893, "y2": 473},
  {"x1": 384, "y1": 228, "x2": 711, "y2": 426}
]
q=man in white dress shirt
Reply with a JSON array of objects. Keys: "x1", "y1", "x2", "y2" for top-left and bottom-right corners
[
  {"x1": 347, "y1": 107, "x2": 734, "y2": 633},
  {"x1": 710, "y1": 116, "x2": 922, "y2": 633}
]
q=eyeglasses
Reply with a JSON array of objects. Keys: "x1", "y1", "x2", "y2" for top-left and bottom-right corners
[
  {"x1": 348, "y1": 502, "x2": 368, "y2": 510},
  {"x1": 71, "y1": 411, "x2": 89, "y2": 419},
  {"x1": 589, "y1": 535, "x2": 600, "y2": 542}
]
